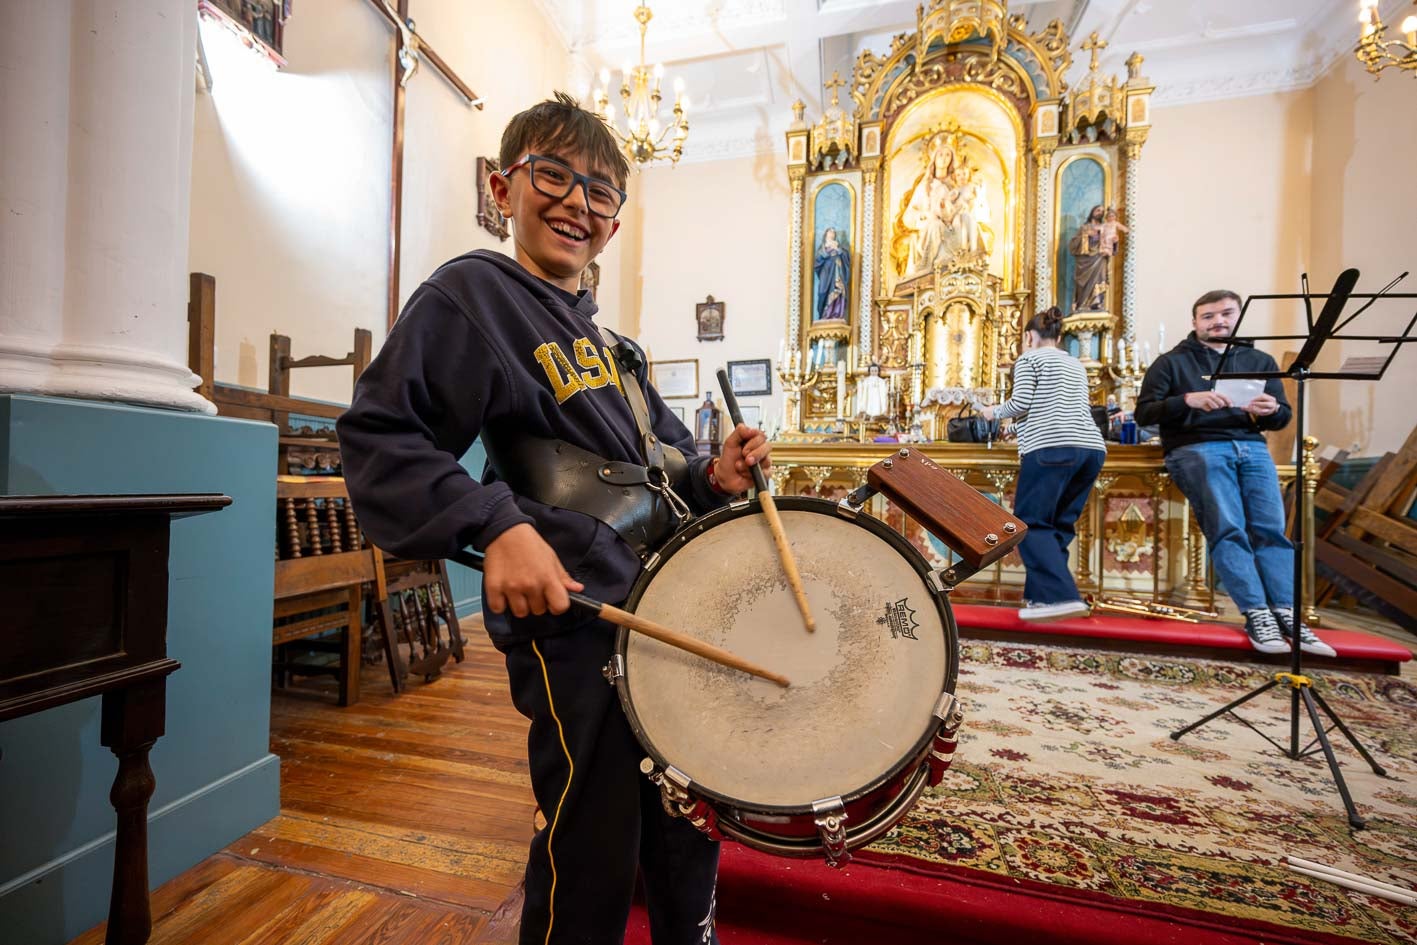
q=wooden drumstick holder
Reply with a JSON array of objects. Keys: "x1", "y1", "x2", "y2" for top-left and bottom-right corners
[{"x1": 861, "y1": 448, "x2": 1027, "y2": 584}]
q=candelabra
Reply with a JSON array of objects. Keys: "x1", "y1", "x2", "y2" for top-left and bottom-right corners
[
  {"x1": 776, "y1": 359, "x2": 819, "y2": 434},
  {"x1": 1356, "y1": 0, "x2": 1417, "y2": 77},
  {"x1": 591, "y1": 4, "x2": 690, "y2": 166},
  {"x1": 1104, "y1": 342, "x2": 1146, "y2": 410}
]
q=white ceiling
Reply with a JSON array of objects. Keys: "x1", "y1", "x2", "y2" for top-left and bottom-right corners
[{"x1": 529, "y1": 0, "x2": 1403, "y2": 163}]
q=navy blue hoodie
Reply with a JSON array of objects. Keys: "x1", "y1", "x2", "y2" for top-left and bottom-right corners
[
  {"x1": 338, "y1": 250, "x2": 725, "y2": 643},
  {"x1": 1135, "y1": 332, "x2": 1291, "y2": 455}
]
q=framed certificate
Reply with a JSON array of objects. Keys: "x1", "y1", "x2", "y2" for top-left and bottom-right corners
[
  {"x1": 739, "y1": 404, "x2": 762, "y2": 428},
  {"x1": 726, "y1": 359, "x2": 772, "y2": 396},
  {"x1": 650, "y1": 359, "x2": 699, "y2": 399}
]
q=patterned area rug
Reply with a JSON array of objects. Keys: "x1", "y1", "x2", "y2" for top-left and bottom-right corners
[{"x1": 861, "y1": 641, "x2": 1417, "y2": 944}]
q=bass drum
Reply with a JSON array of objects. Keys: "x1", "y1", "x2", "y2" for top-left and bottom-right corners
[{"x1": 612, "y1": 496, "x2": 961, "y2": 866}]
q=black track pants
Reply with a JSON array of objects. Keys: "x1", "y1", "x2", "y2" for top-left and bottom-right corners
[{"x1": 501, "y1": 623, "x2": 720, "y2": 945}]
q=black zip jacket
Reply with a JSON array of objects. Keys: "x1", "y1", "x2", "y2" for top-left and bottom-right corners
[
  {"x1": 337, "y1": 250, "x2": 725, "y2": 643},
  {"x1": 1135, "y1": 333, "x2": 1291, "y2": 455}
]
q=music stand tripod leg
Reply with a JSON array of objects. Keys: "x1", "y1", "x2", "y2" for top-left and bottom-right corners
[
  {"x1": 1169, "y1": 679, "x2": 1279, "y2": 740},
  {"x1": 1309, "y1": 688, "x2": 1388, "y2": 777},
  {"x1": 1296, "y1": 684, "x2": 1366, "y2": 829}
]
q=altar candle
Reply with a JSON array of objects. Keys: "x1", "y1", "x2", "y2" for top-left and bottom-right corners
[
  {"x1": 1158, "y1": 323, "x2": 1166, "y2": 351},
  {"x1": 1142, "y1": 341, "x2": 1152, "y2": 368},
  {"x1": 836, "y1": 360, "x2": 847, "y2": 417},
  {"x1": 778, "y1": 338, "x2": 786, "y2": 368}
]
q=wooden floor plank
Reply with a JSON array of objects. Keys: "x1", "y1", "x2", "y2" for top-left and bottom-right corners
[{"x1": 69, "y1": 620, "x2": 529, "y2": 945}]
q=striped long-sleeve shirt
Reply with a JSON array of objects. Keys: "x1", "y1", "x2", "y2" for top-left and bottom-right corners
[{"x1": 994, "y1": 345, "x2": 1106, "y2": 456}]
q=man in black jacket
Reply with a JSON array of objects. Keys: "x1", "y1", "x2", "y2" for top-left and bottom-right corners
[{"x1": 1136, "y1": 289, "x2": 1334, "y2": 657}]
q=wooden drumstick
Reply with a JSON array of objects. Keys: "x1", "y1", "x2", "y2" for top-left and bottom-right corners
[
  {"x1": 716, "y1": 369, "x2": 816, "y2": 634},
  {"x1": 450, "y1": 550, "x2": 790, "y2": 687}
]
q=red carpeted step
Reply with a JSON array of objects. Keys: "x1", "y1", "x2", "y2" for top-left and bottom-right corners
[
  {"x1": 952, "y1": 603, "x2": 1411, "y2": 664},
  {"x1": 625, "y1": 845, "x2": 1379, "y2": 945}
]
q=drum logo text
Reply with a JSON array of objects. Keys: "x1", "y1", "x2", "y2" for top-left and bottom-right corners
[{"x1": 877, "y1": 599, "x2": 920, "y2": 640}]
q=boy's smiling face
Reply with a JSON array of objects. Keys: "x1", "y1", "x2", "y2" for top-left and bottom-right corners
[{"x1": 491, "y1": 145, "x2": 622, "y2": 293}]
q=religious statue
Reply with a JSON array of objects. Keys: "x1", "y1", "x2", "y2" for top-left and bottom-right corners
[
  {"x1": 1099, "y1": 207, "x2": 1128, "y2": 257},
  {"x1": 1068, "y1": 205, "x2": 1110, "y2": 312},
  {"x1": 813, "y1": 228, "x2": 850, "y2": 321},
  {"x1": 892, "y1": 129, "x2": 992, "y2": 279},
  {"x1": 893, "y1": 131, "x2": 956, "y2": 278},
  {"x1": 855, "y1": 363, "x2": 891, "y2": 419}
]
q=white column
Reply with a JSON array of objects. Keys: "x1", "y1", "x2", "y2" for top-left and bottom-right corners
[
  {"x1": 1033, "y1": 144, "x2": 1054, "y2": 311},
  {"x1": 787, "y1": 176, "x2": 805, "y2": 349},
  {"x1": 0, "y1": 0, "x2": 211, "y2": 413},
  {"x1": 857, "y1": 168, "x2": 876, "y2": 361},
  {"x1": 1121, "y1": 145, "x2": 1141, "y2": 347}
]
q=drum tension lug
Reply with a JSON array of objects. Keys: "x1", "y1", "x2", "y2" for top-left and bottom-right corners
[
  {"x1": 843, "y1": 483, "x2": 877, "y2": 511},
  {"x1": 931, "y1": 562, "x2": 980, "y2": 593},
  {"x1": 811, "y1": 796, "x2": 851, "y2": 869},
  {"x1": 601, "y1": 654, "x2": 625, "y2": 685}
]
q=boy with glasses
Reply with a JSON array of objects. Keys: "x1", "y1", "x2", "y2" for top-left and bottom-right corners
[{"x1": 339, "y1": 92, "x2": 770, "y2": 944}]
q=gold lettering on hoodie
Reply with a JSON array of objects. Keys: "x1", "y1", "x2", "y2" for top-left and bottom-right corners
[{"x1": 534, "y1": 339, "x2": 628, "y2": 404}]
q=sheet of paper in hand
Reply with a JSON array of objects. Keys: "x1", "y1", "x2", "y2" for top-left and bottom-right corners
[{"x1": 1214, "y1": 378, "x2": 1266, "y2": 408}]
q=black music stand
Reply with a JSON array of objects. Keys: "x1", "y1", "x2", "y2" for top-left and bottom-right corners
[{"x1": 1169, "y1": 268, "x2": 1417, "y2": 830}]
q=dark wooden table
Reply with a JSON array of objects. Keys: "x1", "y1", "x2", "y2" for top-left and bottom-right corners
[{"x1": 0, "y1": 494, "x2": 231, "y2": 945}]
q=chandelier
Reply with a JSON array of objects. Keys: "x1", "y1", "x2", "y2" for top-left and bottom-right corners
[
  {"x1": 1356, "y1": 0, "x2": 1417, "y2": 76},
  {"x1": 592, "y1": 4, "x2": 690, "y2": 166}
]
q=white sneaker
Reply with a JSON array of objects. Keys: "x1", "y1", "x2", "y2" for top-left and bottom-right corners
[
  {"x1": 1243, "y1": 608, "x2": 1290, "y2": 654},
  {"x1": 1272, "y1": 607, "x2": 1337, "y2": 658},
  {"x1": 1019, "y1": 600, "x2": 1091, "y2": 622}
]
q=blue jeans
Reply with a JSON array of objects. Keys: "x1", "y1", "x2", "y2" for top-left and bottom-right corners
[
  {"x1": 1164, "y1": 440, "x2": 1293, "y2": 613},
  {"x1": 1014, "y1": 447, "x2": 1105, "y2": 604}
]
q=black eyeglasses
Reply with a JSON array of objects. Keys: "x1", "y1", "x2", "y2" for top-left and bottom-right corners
[{"x1": 502, "y1": 153, "x2": 627, "y2": 219}]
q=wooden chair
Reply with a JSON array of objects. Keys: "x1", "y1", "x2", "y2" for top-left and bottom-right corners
[
  {"x1": 380, "y1": 556, "x2": 466, "y2": 683},
  {"x1": 272, "y1": 477, "x2": 403, "y2": 704}
]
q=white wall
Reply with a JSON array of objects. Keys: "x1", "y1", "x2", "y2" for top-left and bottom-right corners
[
  {"x1": 1135, "y1": 91, "x2": 1315, "y2": 363},
  {"x1": 1308, "y1": 53, "x2": 1417, "y2": 457},
  {"x1": 189, "y1": 0, "x2": 577, "y2": 404},
  {"x1": 634, "y1": 153, "x2": 792, "y2": 428}
]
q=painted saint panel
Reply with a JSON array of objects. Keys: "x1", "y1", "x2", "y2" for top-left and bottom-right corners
[
  {"x1": 812, "y1": 182, "x2": 853, "y2": 322},
  {"x1": 1056, "y1": 156, "x2": 1107, "y2": 314}
]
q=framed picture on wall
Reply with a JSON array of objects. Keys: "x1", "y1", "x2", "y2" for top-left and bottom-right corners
[
  {"x1": 726, "y1": 359, "x2": 772, "y2": 396},
  {"x1": 475, "y1": 157, "x2": 510, "y2": 241},
  {"x1": 650, "y1": 359, "x2": 699, "y2": 399},
  {"x1": 670, "y1": 406, "x2": 686, "y2": 422},
  {"x1": 198, "y1": 0, "x2": 290, "y2": 63},
  {"x1": 739, "y1": 404, "x2": 761, "y2": 428}
]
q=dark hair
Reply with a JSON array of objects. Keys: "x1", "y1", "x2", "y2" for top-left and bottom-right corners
[
  {"x1": 1025, "y1": 306, "x2": 1065, "y2": 340},
  {"x1": 499, "y1": 91, "x2": 630, "y2": 188},
  {"x1": 1191, "y1": 289, "x2": 1241, "y2": 319}
]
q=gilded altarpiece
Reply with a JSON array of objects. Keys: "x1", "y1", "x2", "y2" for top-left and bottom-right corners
[{"x1": 768, "y1": 3, "x2": 1263, "y2": 609}]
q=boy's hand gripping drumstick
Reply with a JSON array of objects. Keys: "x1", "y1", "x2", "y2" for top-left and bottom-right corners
[
  {"x1": 450, "y1": 550, "x2": 790, "y2": 687},
  {"x1": 715, "y1": 369, "x2": 816, "y2": 634}
]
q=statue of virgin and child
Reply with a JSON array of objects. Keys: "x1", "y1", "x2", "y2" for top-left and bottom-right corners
[{"x1": 891, "y1": 130, "x2": 992, "y2": 280}]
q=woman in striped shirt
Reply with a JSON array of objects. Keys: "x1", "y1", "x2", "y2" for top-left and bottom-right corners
[{"x1": 980, "y1": 307, "x2": 1106, "y2": 621}]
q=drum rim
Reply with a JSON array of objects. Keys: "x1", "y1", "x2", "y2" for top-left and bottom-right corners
[{"x1": 615, "y1": 494, "x2": 960, "y2": 815}]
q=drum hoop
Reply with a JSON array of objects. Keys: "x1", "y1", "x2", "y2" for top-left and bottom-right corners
[{"x1": 614, "y1": 495, "x2": 960, "y2": 815}]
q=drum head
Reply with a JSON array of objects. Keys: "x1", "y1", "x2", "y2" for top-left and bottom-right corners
[{"x1": 621, "y1": 498, "x2": 954, "y2": 810}]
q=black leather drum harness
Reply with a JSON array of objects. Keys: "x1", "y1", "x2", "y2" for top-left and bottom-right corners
[{"x1": 481, "y1": 327, "x2": 693, "y2": 558}]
